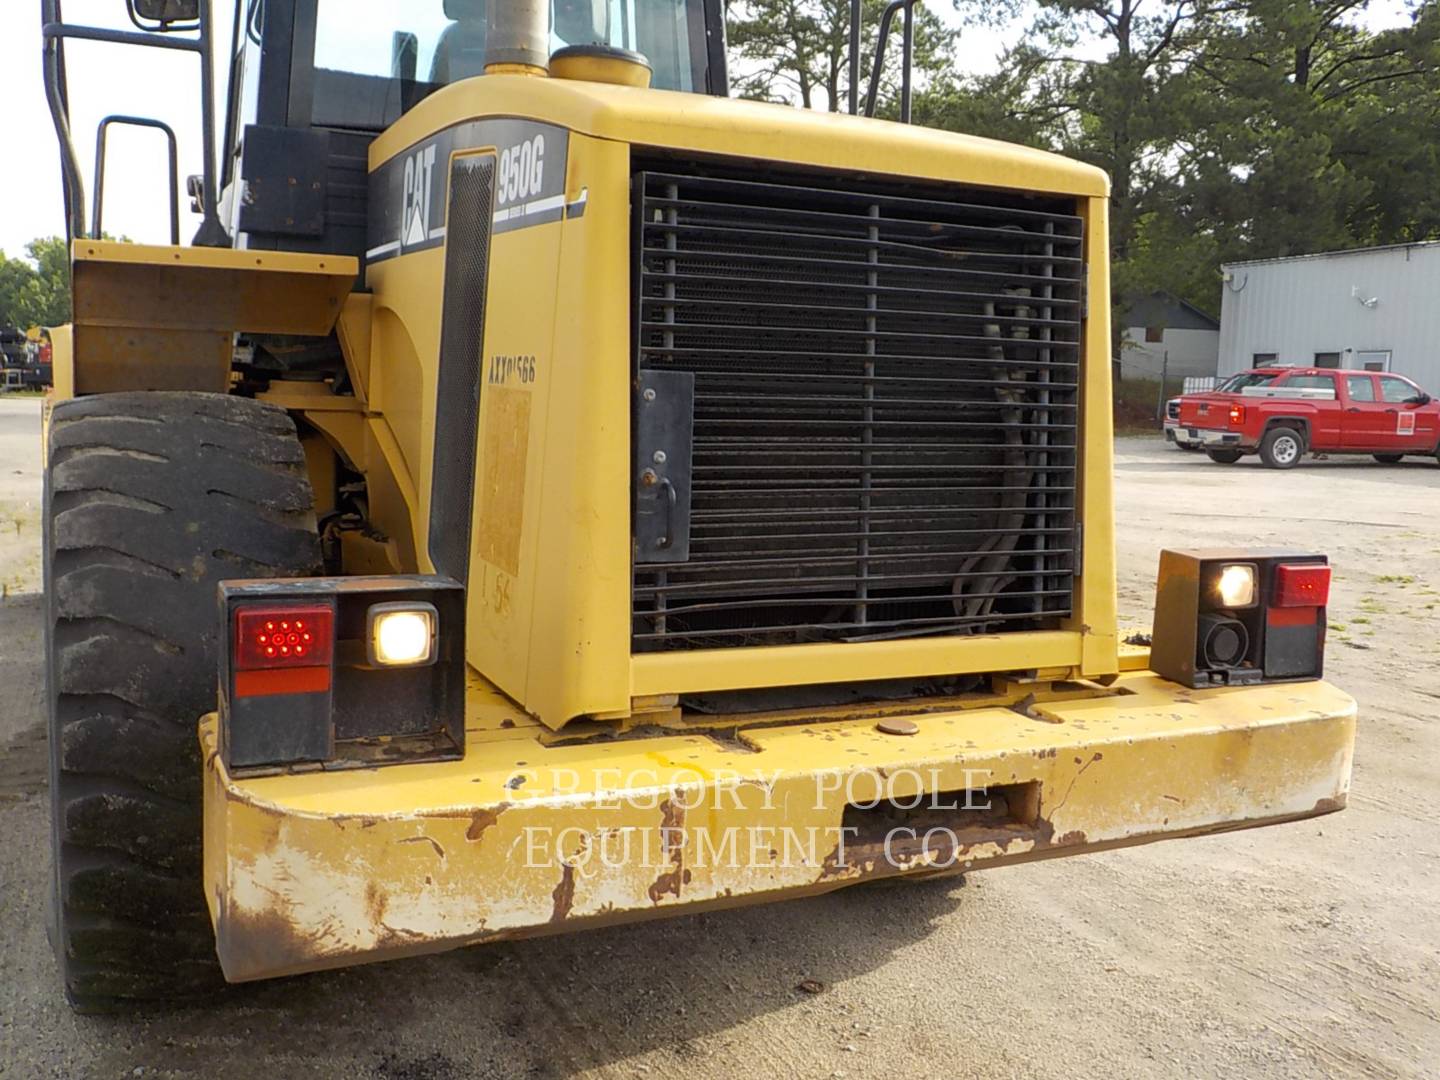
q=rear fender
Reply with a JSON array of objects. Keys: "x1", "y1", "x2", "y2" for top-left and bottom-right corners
[{"x1": 1262, "y1": 415, "x2": 1311, "y2": 448}]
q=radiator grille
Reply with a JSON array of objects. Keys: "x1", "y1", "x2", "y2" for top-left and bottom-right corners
[
  {"x1": 632, "y1": 165, "x2": 1085, "y2": 651},
  {"x1": 429, "y1": 155, "x2": 495, "y2": 584}
]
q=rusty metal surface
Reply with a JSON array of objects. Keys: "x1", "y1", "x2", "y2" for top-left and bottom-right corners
[
  {"x1": 201, "y1": 671, "x2": 1355, "y2": 983},
  {"x1": 69, "y1": 241, "x2": 356, "y2": 394}
]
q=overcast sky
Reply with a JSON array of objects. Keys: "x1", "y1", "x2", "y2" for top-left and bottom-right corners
[{"x1": 0, "y1": 0, "x2": 1413, "y2": 261}]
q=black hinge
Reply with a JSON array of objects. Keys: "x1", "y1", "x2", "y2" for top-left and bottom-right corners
[{"x1": 1074, "y1": 522, "x2": 1084, "y2": 577}]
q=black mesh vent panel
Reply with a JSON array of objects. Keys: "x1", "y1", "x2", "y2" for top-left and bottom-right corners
[
  {"x1": 429, "y1": 155, "x2": 495, "y2": 583},
  {"x1": 632, "y1": 165, "x2": 1084, "y2": 651}
]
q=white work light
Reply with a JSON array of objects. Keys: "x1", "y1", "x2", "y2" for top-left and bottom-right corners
[
  {"x1": 367, "y1": 602, "x2": 439, "y2": 667},
  {"x1": 1216, "y1": 563, "x2": 1258, "y2": 610}
]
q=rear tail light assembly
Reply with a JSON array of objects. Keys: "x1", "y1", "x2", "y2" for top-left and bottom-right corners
[
  {"x1": 1151, "y1": 550, "x2": 1329, "y2": 688},
  {"x1": 232, "y1": 605, "x2": 336, "y2": 701},
  {"x1": 1228, "y1": 404, "x2": 1246, "y2": 426},
  {"x1": 1273, "y1": 563, "x2": 1332, "y2": 608},
  {"x1": 219, "y1": 577, "x2": 465, "y2": 774}
]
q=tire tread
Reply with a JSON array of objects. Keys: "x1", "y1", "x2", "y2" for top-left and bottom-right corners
[{"x1": 46, "y1": 391, "x2": 321, "y2": 1011}]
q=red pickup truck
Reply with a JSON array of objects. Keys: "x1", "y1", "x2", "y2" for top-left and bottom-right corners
[{"x1": 1176, "y1": 367, "x2": 1440, "y2": 468}]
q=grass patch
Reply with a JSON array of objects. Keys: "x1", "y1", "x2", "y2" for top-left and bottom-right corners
[
  {"x1": 0, "y1": 562, "x2": 39, "y2": 598},
  {"x1": 1377, "y1": 574, "x2": 1416, "y2": 585},
  {"x1": 1351, "y1": 616, "x2": 1371, "y2": 625},
  {"x1": 0, "y1": 500, "x2": 38, "y2": 537},
  {"x1": 0, "y1": 498, "x2": 41, "y2": 597}
]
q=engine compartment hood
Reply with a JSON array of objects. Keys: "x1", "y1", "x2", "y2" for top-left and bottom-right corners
[{"x1": 371, "y1": 74, "x2": 1111, "y2": 200}]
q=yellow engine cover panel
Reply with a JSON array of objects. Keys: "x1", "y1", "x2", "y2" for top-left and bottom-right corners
[
  {"x1": 367, "y1": 122, "x2": 633, "y2": 723},
  {"x1": 467, "y1": 205, "x2": 560, "y2": 701}
]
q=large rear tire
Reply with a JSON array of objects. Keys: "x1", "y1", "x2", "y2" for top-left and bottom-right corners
[
  {"x1": 45, "y1": 392, "x2": 321, "y2": 1012},
  {"x1": 1206, "y1": 449, "x2": 1243, "y2": 464},
  {"x1": 1373, "y1": 454, "x2": 1404, "y2": 464}
]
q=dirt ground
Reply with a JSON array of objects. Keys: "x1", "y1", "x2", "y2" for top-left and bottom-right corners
[{"x1": 1, "y1": 395, "x2": 1437, "y2": 1079}]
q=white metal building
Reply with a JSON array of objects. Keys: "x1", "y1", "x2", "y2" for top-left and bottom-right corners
[
  {"x1": 1118, "y1": 292, "x2": 1221, "y2": 381},
  {"x1": 1218, "y1": 241, "x2": 1440, "y2": 388}
]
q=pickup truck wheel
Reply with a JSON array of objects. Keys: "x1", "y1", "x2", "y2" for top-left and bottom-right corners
[
  {"x1": 1205, "y1": 449, "x2": 1243, "y2": 464},
  {"x1": 44, "y1": 392, "x2": 321, "y2": 1012},
  {"x1": 1373, "y1": 454, "x2": 1404, "y2": 464},
  {"x1": 1259, "y1": 427, "x2": 1303, "y2": 469}
]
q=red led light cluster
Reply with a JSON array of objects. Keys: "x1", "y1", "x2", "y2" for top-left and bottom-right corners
[
  {"x1": 1273, "y1": 564, "x2": 1332, "y2": 608},
  {"x1": 234, "y1": 605, "x2": 334, "y2": 670}
]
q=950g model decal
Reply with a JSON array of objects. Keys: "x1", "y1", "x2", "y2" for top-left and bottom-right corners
[{"x1": 367, "y1": 120, "x2": 571, "y2": 264}]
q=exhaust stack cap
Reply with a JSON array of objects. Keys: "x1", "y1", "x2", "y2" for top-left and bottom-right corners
[
  {"x1": 550, "y1": 44, "x2": 652, "y2": 88},
  {"x1": 486, "y1": 0, "x2": 551, "y2": 73}
]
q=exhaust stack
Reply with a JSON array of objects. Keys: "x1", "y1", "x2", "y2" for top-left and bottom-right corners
[{"x1": 486, "y1": 0, "x2": 551, "y2": 75}]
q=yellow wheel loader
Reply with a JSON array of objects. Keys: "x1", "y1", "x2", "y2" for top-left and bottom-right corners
[{"x1": 39, "y1": 0, "x2": 1354, "y2": 1012}]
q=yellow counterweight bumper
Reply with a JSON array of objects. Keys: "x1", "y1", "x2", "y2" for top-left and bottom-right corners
[{"x1": 201, "y1": 673, "x2": 1355, "y2": 983}]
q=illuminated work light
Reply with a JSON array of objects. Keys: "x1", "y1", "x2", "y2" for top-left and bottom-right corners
[
  {"x1": 1151, "y1": 550, "x2": 1328, "y2": 688},
  {"x1": 367, "y1": 602, "x2": 439, "y2": 668},
  {"x1": 1215, "y1": 564, "x2": 1258, "y2": 609}
]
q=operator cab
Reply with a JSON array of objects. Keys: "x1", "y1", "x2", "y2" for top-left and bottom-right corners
[{"x1": 216, "y1": 0, "x2": 724, "y2": 261}]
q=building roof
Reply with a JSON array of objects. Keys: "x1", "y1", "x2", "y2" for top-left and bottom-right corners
[
  {"x1": 1121, "y1": 290, "x2": 1220, "y2": 332},
  {"x1": 1222, "y1": 239, "x2": 1440, "y2": 271}
]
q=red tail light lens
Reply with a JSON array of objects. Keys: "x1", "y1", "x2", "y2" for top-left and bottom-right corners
[
  {"x1": 1228, "y1": 404, "x2": 1245, "y2": 425},
  {"x1": 234, "y1": 606, "x2": 334, "y2": 669},
  {"x1": 1273, "y1": 564, "x2": 1331, "y2": 608}
]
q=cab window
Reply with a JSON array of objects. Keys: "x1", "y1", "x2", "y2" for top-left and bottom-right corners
[
  {"x1": 1281, "y1": 374, "x2": 1336, "y2": 392},
  {"x1": 1379, "y1": 376, "x2": 1421, "y2": 403},
  {"x1": 310, "y1": 0, "x2": 711, "y2": 129},
  {"x1": 1345, "y1": 375, "x2": 1376, "y2": 402},
  {"x1": 1218, "y1": 372, "x2": 1280, "y2": 393}
]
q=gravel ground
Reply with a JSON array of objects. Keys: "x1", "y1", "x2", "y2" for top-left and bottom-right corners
[{"x1": 1, "y1": 396, "x2": 1437, "y2": 1079}]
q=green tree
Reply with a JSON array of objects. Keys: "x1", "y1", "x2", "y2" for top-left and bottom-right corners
[
  {"x1": 917, "y1": 1, "x2": 1440, "y2": 321},
  {"x1": 1169, "y1": 0, "x2": 1440, "y2": 299},
  {"x1": 1012, "y1": 0, "x2": 1207, "y2": 266},
  {"x1": 913, "y1": 1, "x2": 1210, "y2": 347},
  {"x1": 726, "y1": 0, "x2": 961, "y2": 111},
  {"x1": 0, "y1": 238, "x2": 72, "y2": 329}
]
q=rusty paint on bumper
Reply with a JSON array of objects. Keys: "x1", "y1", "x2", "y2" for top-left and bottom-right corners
[{"x1": 201, "y1": 673, "x2": 1355, "y2": 983}]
